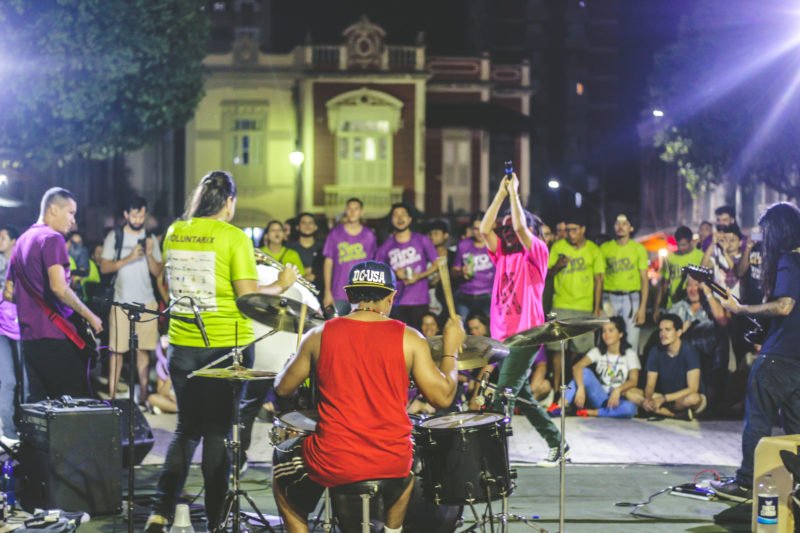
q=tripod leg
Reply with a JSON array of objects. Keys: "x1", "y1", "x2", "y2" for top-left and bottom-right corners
[
  {"x1": 216, "y1": 491, "x2": 236, "y2": 532},
  {"x1": 242, "y1": 490, "x2": 276, "y2": 532}
]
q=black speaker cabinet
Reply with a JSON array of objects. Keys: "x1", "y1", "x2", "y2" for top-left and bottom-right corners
[
  {"x1": 110, "y1": 399, "x2": 155, "y2": 466},
  {"x1": 18, "y1": 401, "x2": 122, "y2": 515}
]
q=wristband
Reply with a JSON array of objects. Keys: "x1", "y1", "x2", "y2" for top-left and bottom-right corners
[{"x1": 442, "y1": 354, "x2": 458, "y2": 360}]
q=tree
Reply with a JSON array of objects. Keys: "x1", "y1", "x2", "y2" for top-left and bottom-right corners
[
  {"x1": 648, "y1": 0, "x2": 800, "y2": 199},
  {"x1": 0, "y1": 0, "x2": 209, "y2": 169}
]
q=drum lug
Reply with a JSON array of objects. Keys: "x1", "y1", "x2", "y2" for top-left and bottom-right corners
[
  {"x1": 504, "y1": 424, "x2": 513, "y2": 437},
  {"x1": 433, "y1": 484, "x2": 442, "y2": 505},
  {"x1": 509, "y1": 468, "x2": 518, "y2": 480}
]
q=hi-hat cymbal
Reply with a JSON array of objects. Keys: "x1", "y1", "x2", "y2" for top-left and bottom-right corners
[
  {"x1": 503, "y1": 318, "x2": 608, "y2": 348},
  {"x1": 237, "y1": 293, "x2": 324, "y2": 333},
  {"x1": 427, "y1": 335, "x2": 510, "y2": 371},
  {"x1": 191, "y1": 365, "x2": 276, "y2": 381}
]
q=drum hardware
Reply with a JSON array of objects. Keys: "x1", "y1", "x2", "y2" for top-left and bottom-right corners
[
  {"x1": 254, "y1": 248, "x2": 320, "y2": 296},
  {"x1": 427, "y1": 335, "x2": 510, "y2": 371},
  {"x1": 503, "y1": 317, "x2": 607, "y2": 533},
  {"x1": 236, "y1": 293, "x2": 324, "y2": 333}
]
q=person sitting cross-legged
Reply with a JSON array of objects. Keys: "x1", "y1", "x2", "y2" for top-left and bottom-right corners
[
  {"x1": 642, "y1": 313, "x2": 708, "y2": 420},
  {"x1": 560, "y1": 316, "x2": 643, "y2": 418}
]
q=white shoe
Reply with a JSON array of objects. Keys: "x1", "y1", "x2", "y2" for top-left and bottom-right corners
[{"x1": 536, "y1": 444, "x2": 571, "y2": 467}]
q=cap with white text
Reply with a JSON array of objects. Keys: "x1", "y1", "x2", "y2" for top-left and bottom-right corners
[{"x1": 344, "y1": 260, "x2": 396, "y2": 292}]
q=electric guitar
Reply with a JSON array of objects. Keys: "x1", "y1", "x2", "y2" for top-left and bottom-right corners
[{"x1": 681, "y1": 264, "x2": 766, "y2": 345}]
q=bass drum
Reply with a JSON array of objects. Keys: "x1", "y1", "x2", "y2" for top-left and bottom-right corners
[{"x1": 252, "y1": 262, "x2": 322, "y2": 373}]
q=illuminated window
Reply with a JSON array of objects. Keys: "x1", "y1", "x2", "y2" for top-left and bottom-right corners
[{"x1": 576, "y1": 82, "x2": 584, "y2": 95}]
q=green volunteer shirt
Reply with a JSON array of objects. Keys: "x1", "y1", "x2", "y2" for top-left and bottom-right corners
[
  {"x1": 548, "y1": 239, "x2": 605, "y2": 312},
  {"x1": 259, "y1": 246, "x2": 305, "y2": 275},
  {"x1": 164, "y1": 218, "x2": 258, "y2": 347},
  {"x1": 600, "y1": 239, "x2": 649, "y2": 292},
  {"x1": 663, "y1": 248, "x2": 704, "y2": 307}
]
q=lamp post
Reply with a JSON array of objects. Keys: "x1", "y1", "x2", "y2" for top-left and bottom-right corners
[
  {"x1": 547, "y1": 178, "x2": 583, "y2": 208},
  {"x1": 290, "y1": 150, "x2": 304, "y2": 214}
]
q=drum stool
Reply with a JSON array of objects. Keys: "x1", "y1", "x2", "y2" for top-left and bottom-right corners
[{"x1": 330, "y1": 476, "x2": 413, "y2": 533}]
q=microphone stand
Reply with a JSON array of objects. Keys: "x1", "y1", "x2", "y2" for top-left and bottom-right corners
[{"x1": 111, "y1": 299, "x2": 198, "y2": 533}]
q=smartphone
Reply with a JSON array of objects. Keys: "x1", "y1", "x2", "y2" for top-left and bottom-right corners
[
  {"x1": 504, "y1": 160, "x2": 514, "y2": 176},
  {"x1": 138, "y1": 237, "x2": 147, "y2": 248}
]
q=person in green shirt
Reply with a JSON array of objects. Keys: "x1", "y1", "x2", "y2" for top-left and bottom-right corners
[
  {"x1": 546, "y1": 212, "x2": 605, "y2": 397},
  {"x1": 146, "y1": 171, "x2": 297, "y2": 533},
  {"x1": 259, "y1": 220, "x2": 305, "y2": 275},
  {"x1": 653, "y1": 225, "x2": 704, "y2": 322},
  {"x1": 600, "y1": 213, "x2": 649, "y2": 354}
]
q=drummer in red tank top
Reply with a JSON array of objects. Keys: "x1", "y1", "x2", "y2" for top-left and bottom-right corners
[{"x1": 272, "y1": 260, "x2": 465, "y2": 533}]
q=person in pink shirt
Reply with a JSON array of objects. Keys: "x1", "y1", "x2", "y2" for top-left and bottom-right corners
[{"x1": 479, "y1": 173, "x2": 567, "y2": 467}]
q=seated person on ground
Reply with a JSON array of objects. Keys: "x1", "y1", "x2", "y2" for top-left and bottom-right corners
[
  {"x1": 642, "y1": 313, "x2": 707, "y2": 420},
  {"x1": 562, "y1": 316, "x2": 643, "y2": 418}
]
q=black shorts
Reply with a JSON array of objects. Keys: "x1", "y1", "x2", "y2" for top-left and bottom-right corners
[{"x1": 272, "y1": 437, "x2": 325, "y2": 515}]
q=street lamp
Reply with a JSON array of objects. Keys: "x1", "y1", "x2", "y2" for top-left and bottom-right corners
[
  {"x1": 548, "y1": 178, "x2": 560, "y2": 189},
  {"x1": 652, "y1": 109, "x2": 665, "y2": 118},
  {"x1": 289, "y1": 150, "x2": 305, "y2": 166},
  {"x1": 548, "y1": 178, "x2": 583, "y2": 208}
]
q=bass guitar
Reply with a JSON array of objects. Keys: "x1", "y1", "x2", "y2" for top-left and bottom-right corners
[{"x1": 681, "y1": 264, "x2": 766, "y2": 345}]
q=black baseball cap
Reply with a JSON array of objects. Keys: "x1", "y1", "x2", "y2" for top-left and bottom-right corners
[{"x1": 344, "y1": 261, "x2": 397, "y2": 292}]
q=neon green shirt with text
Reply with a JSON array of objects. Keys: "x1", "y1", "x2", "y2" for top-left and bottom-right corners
[
  {"x1": 548, "y1": 239, "x2": 605, "y2": 312},
  {"x1": 600, "y1": 239, "x2": 649, "y2": 292}
]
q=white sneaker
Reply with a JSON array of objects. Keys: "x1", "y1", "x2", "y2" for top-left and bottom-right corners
[{"x1": 536, "y1": 444, "x2": 571, "y2": 467}]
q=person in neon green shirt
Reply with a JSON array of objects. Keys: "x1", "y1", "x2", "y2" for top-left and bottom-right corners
[
  {"x1": 600, "y1": 213, "x2": 650, "y2": 354},
  {"x1": 259, "y1": 220, "x2": 305, "y2": 275},
  {"x1": 146, "y1": 170, "x2": 297, "y2": 532},
  {"x1": 546, "y1": 212, "x2": 604, "y2": 397},
  {"x1": 653, "y1": 225, "x2": 704, "y2": 322}
]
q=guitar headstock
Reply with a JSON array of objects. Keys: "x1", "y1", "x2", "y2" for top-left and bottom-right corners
[{"x1": 681, "y1": 264, "x2": 713, "y2": 284}]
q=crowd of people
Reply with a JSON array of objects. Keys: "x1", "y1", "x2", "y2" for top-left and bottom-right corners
[{"x1": 1, "y1": 172, "x2": 799, "y2": 529}]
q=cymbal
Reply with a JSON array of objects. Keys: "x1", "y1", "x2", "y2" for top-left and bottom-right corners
[
  {"x1": 237, "y1": 293, "x2": 324, "y2": 333},
  {"x1": 503, "y1": 318, "x2": 608, "y2": 348},
  {"x1": 427, "y1": 335, "x2": 510, "y2": 371},
  {"x1": 191, "y1": 365, "x2": 277, "y2": 381}
]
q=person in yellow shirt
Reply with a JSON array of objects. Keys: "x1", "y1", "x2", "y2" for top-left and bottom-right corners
[
  {"x1": 145, "y1": 170, "x2": 298, "y2": 533},
  {"x1": 259, "y1": 220, "x2": 305, "y2": 275},
  {"x1": 600, "y1": 214, "x2": 649, "y2": 354},
  {"x1": 546, "y1": 212, "x2": 605, "y2": 397},
  {"x1": 653, "y1": 226, "x2": 704, "y2": 322}
]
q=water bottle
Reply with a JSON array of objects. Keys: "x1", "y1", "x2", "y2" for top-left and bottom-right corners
[
  {"x1": 1, "y1": 460, "x2": 13, "y2": 508},
  {"x1": 169, "y1": 504, "x2": 195, "y2": 533},
  {"x1": 756, "y1": 473, "x2": 778, "y2": 531}
]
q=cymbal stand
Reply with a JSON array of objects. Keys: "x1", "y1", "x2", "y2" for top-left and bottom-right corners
[
  {"x1": 558, "y1": 338, "x2": 567, "y2": 533},
  {"x1": 217, "y1": 378, "x2": 275, "y2": 533}
]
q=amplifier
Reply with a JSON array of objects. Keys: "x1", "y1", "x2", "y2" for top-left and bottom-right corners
[
  {"x1": 18, "y1": 400, "x2": 122, "y2": 515},
  {"x1": 110, "y1": 399, "x2": 155, "y2": 466}
]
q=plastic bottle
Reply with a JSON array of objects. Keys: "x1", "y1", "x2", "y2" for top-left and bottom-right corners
[
  {"x1": 169, "y1": 504, "x2": 195, "y2": 533},
  {"x1": 1, "y1": 460, "x2": 13, "y2": 508},
  {"x1": 756, "y1": 473, "x2": 778, "y2": 531}
]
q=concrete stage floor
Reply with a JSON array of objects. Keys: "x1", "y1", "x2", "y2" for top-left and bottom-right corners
[{"x1": 62, "y1": 412, "x2": 754, "y2": 532}]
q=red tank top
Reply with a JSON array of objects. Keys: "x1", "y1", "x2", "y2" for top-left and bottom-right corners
[{"x1": 302, "y1": 317, "x2": 412, "y2": 487}]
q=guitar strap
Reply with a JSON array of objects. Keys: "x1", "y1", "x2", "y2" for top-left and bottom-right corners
[{"x1": 10, "y1": 251, "x2": 87, "y2": 350}]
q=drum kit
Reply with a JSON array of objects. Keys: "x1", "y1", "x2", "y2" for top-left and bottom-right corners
[{"x1": 187, "y1": 253, "x2": 607, "y2": 532}]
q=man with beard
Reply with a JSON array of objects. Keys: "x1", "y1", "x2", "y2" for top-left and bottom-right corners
[
  {"x1": 322, "y1": 198, "x2": 377, "y2": 317},
  {"x1": 480, "y1": 173, "x2": 566, "y2": 467},
  {"x1": 712, "y1": 202, "x2": 800, "y2": 502},
  {"x1": 287, "y1": 212, "x2": 324, "y2": 293},
  {"x1": 100, "y1": 196, "x2": 163, "y2": 402},
  {"x1": 376, "y1": 203, "x2": 440, "y2": 329}
]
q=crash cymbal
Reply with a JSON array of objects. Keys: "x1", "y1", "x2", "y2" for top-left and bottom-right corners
[
  {"x1": 427, "y1": 335, "x2": 510, "y2": 371},
  {"x1": 237, "y1": 293, "x2": 324, "y2": 333},
  {"x1": 503, "y1": 318, "x2": 608, "y2": 348},
  {"x1": 191, "y1": 365, "x2": 277, "y2": 381}
]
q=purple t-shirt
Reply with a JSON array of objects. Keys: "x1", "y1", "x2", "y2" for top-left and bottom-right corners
[
  {"x1": 323, "y1": 224, "x2": 377, "y2": 301},
  {"x1": 7, "y1": 224, "x2": 72, "y2": 341},
  {"x1": 454, "y1": 239, "x2": 495, "y2": 296},
  {"x1": 376, "y1": 232, "x2": 438, "y2": 306}
]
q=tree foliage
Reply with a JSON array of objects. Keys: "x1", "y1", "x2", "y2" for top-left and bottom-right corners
[
  {"x1": 0, "y1": 0, "x2": 209, "y2": 168},
  {"x1": 649, "y1": 0, "x2": 800, "y2": 199}
]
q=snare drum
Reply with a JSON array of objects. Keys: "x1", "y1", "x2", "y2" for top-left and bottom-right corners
[
  {"x1": 269, "y1": 410, "x2": 319, "y2": 446},
  {"x1": 253, "y1": 262, "x2": 322, "y2": 373},
  {"x1": 417, "y1": 412, "x2": 513, "y2": 505}
]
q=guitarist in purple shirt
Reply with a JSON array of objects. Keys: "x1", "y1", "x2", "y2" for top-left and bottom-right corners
[{"x1": 3, "y1": 188, "x2": 103, "y2": 402}]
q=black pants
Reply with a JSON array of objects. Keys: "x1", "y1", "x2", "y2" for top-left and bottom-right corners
[
  {"x1": 736, "y1": 354, "x2": 800, "y2": 486},
  {"x1": 22, "y1": 338, "x2": 87, "y2": 402},
  {"x1": 153, "y1": 345, "x2": 252, "y2": 527}
]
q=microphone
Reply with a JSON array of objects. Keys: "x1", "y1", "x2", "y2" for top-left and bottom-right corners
[{"x1": 189, "y1": 298, "x2": 210, "y2": 348}]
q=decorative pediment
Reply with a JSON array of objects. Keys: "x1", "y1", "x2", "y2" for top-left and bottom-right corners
[
  {"x1": 342, "y1": 15, "x2": 386, "y2": 69},
  {"x1": 232, "y1": 34, "x2": 259, "y2": 67},
  {"x1": 326, "y1": 88, "x2": 404, "y2": 134}
]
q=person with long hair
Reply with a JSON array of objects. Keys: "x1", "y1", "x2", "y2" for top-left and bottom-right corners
[
  {"x1": 145, "y1": 171, "x2": 297, "y2": 532},
  {"x1": 712, "y1": 202, "x2": 800, "y2": 503},
  {"x1": 560, "y1": 316, "x2": 643, "y2": 418}
]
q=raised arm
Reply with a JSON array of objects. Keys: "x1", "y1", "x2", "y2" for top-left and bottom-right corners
[
  {"x1": 479, "y1": 178, "x2": 509, "y2": 254},
  {"x1": 507, "y1": 173, "x2": 533, "y2": 251}
]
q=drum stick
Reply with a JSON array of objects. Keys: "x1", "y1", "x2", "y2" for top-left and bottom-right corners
[
  {"x1": 296, "y1": 303, "x2": 307, "y2": 350},
  {"x1": 437, "y1": 258, "x2": 457, "y2": 320}
]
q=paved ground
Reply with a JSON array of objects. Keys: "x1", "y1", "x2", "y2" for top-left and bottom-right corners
[{"x1": 143, "y1": 411, "x2": 747, "y2": 469}]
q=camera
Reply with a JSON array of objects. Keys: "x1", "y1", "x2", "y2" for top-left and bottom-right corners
[{"x1": 504, "y1": 160, "x2": 514, "y2": 176}]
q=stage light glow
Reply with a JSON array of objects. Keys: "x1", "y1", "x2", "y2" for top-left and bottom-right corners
[
  {"x1": 548, "y1": 179, "x2": 560, "y2": 189},
  {"x1": 652, "y1": 109, "x2": 664, "y2": 117},
  {"x1": 658, "y1": 248, "x2": 669, "y2": 258},
  {"x1": 575, "y1": 192, "x2": 583, "y2": 208}
]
